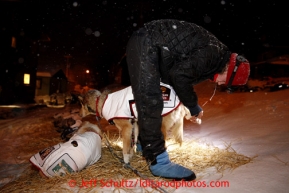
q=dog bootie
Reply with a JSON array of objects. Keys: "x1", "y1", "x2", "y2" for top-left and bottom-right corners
[{"x1": 149, "y1": 151, "x2": 196, "y2": 181}]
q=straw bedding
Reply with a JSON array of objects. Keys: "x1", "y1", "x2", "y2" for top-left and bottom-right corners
[{"x1": 0, "y1": 116, "x2": 255, "y2": 193}]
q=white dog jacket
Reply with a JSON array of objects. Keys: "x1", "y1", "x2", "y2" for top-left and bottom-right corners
[
  {"x1": 30, "y1": 132, "x2": 101, "y2": 177},
  {"x1": 101, "y1": 82, "x2": 181, "y2": 121}
]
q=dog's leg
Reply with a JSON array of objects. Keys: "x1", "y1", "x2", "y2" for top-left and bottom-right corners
[
  {"x1": 170, "y1": 118, "x2": 184, "y2": 146},
  {"x1": 162, "y1": 115, "x2": 183, "y2": 146},
  {"x1": 162, "y1": 104, "x2": 187, "y2": 146},
  {"x1": 171, "y1": 105, "x2": 189, "y2": 146},
  {"x1": 132, "y1": 120, "x2": 139, "y2": 152},
  {"x1": 161, "y1": 117, "x2": 170, "y2": 146},
  {"x1": 113, "y1": 119, "x2": 134, "y2": 164}
]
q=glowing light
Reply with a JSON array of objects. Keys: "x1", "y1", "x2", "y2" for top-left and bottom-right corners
[
  {"x1": 11, "y1": 37, "x2": 16, "y2": 48},
  {"x1": 0, "y1": 105, "x2": 22, "y2": 108},
  {"x1": 24, "y1": 74, "x2": 30, "y2": 85}
]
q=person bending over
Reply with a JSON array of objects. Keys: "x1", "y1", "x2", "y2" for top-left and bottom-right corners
[{"x1": 126, "y1": 19, "x2": 250, "y2": 181}]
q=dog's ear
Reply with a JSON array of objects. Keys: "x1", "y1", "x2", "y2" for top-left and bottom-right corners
[
  {"x1": 94, "y1": 90, "x2": 102, "y2": 97},
  {"x1": 102, "y1": 89, "x2": 111, "y2": 95},
  {"x1": 78, "y1": 96, "x2": 84, "y2": 105}
]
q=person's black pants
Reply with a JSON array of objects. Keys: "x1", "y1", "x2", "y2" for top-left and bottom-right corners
[{"x1": 126, "y1": 28, "x2": 166, "y2": 162}]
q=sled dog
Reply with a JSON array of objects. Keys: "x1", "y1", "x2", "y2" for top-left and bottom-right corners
[
  {"x1": 30, "y1": 121, "x2": 102, "y2": 178},
  {"x1": 78, "y1": 83, "x2": 192, "y2": 164}
]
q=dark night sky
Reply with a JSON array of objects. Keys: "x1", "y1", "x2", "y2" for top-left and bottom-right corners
[{"x1": 1, "y1": 0, "x2": 288, "y2": 74}]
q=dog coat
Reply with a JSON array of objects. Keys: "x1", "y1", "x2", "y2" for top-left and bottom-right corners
[
  {"x1": 30, "y1": 132, "x2": 101, "y2": 177},
  {"x1": 101, "y1": 82, "x2": 181, "y2": 121}
]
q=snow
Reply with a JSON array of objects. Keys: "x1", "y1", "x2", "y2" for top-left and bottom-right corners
[{"x1": 0, "y1": 80, "x2": 289, "y2": 193}]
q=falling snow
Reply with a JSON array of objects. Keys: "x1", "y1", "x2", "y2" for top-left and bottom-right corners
[{"x1": 0, "y1": 80, "x2": 289, "y2": 192}]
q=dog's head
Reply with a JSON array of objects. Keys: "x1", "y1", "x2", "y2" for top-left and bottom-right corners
[
  {"x1": 78, "y1": 90, "x2": 102, "y2": 117},
  {"x1": 53, "y1": 116, "x2": 75, "y2": 128}
]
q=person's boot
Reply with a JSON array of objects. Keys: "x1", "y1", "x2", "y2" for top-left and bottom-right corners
[
  {"x1": 149, "y1": 151, "x2": 196, "y2": 181},
  {"x1": 136, "y1": 140, "x2": 142, "y2": 152}
]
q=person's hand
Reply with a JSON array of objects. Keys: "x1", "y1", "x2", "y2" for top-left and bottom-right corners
[{"x1": 189, "y1": 111, "x2": 203, "y2": 124}]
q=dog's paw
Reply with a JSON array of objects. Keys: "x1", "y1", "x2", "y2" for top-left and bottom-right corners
[{"x1": 123, "y1": 153, "x2": 132, "y2": 164}]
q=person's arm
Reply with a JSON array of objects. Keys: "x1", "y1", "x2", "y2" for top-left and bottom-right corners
[{"x1": 168, "y1": 59, "x2": 203, "y2": 117}]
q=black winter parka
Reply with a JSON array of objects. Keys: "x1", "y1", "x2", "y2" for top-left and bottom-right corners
[{"x1": 144, "y1": 19, "x2": 231, "y2": 114}]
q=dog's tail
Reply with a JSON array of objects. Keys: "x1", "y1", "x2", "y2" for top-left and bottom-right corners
[
  {"x1": 77, "y1": 121, "x2": 102, "y2": 137},
  {"x1": 183, "y1": 106, "x2": 192, "y2": 120}
]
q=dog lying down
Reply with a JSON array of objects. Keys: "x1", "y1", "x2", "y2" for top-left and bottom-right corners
[
  {"x1": 30, "y1": 121, "x2": 102, "y2": 177},
  {"x1": 52, "y1": 108, "x2": 83, "y2": 140},
  {"x1": 78, "y1": 82, "x2": 201, "y2": 164}
]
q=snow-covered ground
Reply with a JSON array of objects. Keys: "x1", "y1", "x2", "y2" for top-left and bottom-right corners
[{"x1": 0, "y1": 80, "x2": 288, "y2": 193}]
